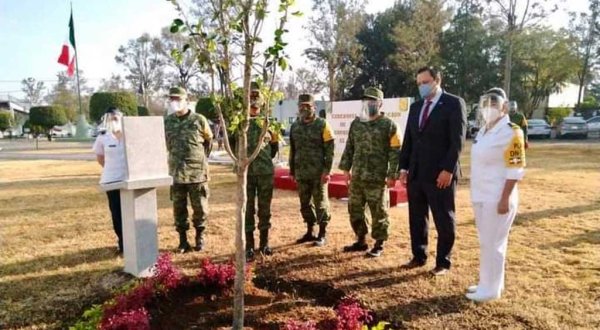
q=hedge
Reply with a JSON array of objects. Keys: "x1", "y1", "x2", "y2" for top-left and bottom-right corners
[{"x1": 89, "y1": 92, "x2": 138, "y2": 122}]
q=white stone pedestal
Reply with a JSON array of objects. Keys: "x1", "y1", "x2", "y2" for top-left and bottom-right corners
[{"x1": 99, "y1": 117, "x2": 172, "y2": 277}]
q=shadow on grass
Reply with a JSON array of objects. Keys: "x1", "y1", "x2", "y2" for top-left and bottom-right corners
[
  {"x1": 514, "y1": 201, "x2": 600, "y2": 226},
  {"x1": 376, "y1": 294, "x2": 470, "y2": 328},
  {"x1": 0, "y1": 268, "x2": 131, "y2": 329},
  {"x1": 543, "y1": 229, "x2": 600, "y2": 249},
  {"x1": 0, "y1": 246, "x2": 118, "y2": 277}
]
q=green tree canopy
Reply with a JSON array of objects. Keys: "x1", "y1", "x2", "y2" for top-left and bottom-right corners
[
  {"x1": 29, "y1": 106, "x2": 68, "y2": 132},
  {"x1": 0, "y1": 112, "x2": 14, "y2": 132},
  {"x1": 89, "y1": 92, "x2": 138, "y2": 122}
]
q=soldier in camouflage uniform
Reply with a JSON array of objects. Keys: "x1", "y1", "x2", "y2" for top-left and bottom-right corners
[
  {"x1": 509, "y1": 101, "x2": 529, "y2": 149},
  {"x1": 164, "y1": 87, "x2": 213, "y2": 253},
  {"x1": 232, "y1": 82, "x2": 279, "y2": 260},
  {"x1": 339, "y1": 87, "x2": 401, "y2": 257},
  {"x1": 289, "y1": 93, "x2": 335, "y2": 247}
]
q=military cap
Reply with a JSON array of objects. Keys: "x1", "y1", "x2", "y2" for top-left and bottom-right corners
[
  {"x1": 169, "y1": 86, "x2": 187, "y2": 97},
  {"x1": 250, "y1": 81, "x2": 260, "y2": 92},
  {"x1": 298, "y1": 93, "x2": 315, "y2": 104},
  {"x1": 363, "y1": 87, "x2": 384, "y2": 101}
]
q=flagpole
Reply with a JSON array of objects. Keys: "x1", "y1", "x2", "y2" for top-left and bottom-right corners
[{"x1": 71, "y1": 1, "x2": 88, "y2": 139}]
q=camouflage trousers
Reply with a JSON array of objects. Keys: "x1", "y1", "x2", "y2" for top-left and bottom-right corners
[
  {"x1": 297, "y1": 178, "x2": 330, "y2": 225},
  {"x1": 171, "y1": 182, "x2": 209, "y2": 233},
  {"x1": 246, "y1": 174, "x2": 273, "y2": 233},
  {"x1": 348, "y1": 179, "x2": 390, "y2": 241}
]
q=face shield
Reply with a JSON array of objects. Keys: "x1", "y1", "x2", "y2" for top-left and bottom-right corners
[
  {"x1": 99, "y1": 110, "x2": 124, "y2": 134},
  {"x1": 478, "y1": 94, "x2": 506, "y2": 126},
  {"x1": 359, "y1": 98, "x2": 381, "y2": 121}
]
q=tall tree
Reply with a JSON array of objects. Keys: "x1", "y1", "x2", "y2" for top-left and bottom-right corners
[
  {"x1": 46, "y1": 71, "x2": 91, "y2": 122},
  {"x1": 157, "y1": 26, "x2": 203, "y2": 90},
  {"x1": 350, "y1": 2, "x2": 413, "y2": 99},
  {"x1": 169, "y1": 0, "x2": 295, "y2": 327},
  {"x1": 115, "y1": 33, "x2": 165, "y2": 107},
  {"x1": 295, "y1": 67, "x2": 327, "y2": 95},
  {"x1": 569, "y1": 0, "x2": 600, "y2": 109},
  {"x1": 441, "y1": 1, "x2": 501, "y2": 104},
  {"x1": 304, "y1": 0, "x2": 366, "y2": 101},
  {"x1": 512, "y1": 27, "x2": 579, "y2": 117},
  {"x1": 20, "y1": 77, "x2": 45, "y2": 106},
  {"x1": 98, "y1": 74, "x2": 129, "y2": 92},
  {"x1": 485, "y1": 0, "x2": 560, "y2": 98},
  {"x1": 390, "y1": 0, "x2": 451, "y2": 92}
]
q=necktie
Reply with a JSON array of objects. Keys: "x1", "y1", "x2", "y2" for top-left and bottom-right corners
[{"x1": 420, "y1": 100, "x2": 432, "y2": 130}]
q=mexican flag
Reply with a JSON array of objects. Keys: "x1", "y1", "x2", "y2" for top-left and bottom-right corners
[{"x1": 57, "y1": 11, "x2": 76, "y2": 77}]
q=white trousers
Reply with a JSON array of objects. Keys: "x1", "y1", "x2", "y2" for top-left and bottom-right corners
[{"x1": 472, "y1": 199, "x2": 518, "y2": 298}]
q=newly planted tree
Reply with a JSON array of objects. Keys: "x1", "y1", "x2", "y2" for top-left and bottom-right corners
[{"x1": 168, "y1": 0, "x2": 297, "y2": 328}]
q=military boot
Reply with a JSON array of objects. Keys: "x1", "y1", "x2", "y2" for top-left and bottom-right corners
[
  {"x1": 177, "y1": 231, "x2": 192, "y2": 254},
  {"x1": 367, "y1": 240, "x2": 384, "y2": 258},
  {"x1": 343, "y1": 235, "x2": 368, "y2": 252},
  {"x1": 246, "y1": 231, "x2": 255, "y2": 261},
  {"x1": 194, "y1": 228, "x2": 204, "y2": 251},
  {"x1": 296, "y1": 223, "x2": 317, "y2": 243},
  {"x1": 259, "y1": 229, "x2": 272, "y2": 256},
  {"x1": 314, "y1": 223, "x2": 327, "y2": 247}
]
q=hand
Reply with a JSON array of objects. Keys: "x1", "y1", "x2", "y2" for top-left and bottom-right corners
[
  {"x1": 525, "y1": 141, "x2": 529, "y2": 149},
  {"x1": 436, "y1": 170, "x2": 453, "y2": 189},
  {"x1": 497, "y1": 198, "x2": 510, "y2": 215},
  {"x1": 399, "y1": 171, "x2": 408, "y2": 187},
  {"x1": 386, "y1": 178, "x2": 396, "y2": 188},
  {"x1": 321, "y1": 173, "x2": 330, "y2": 184},
  {"x1": 344, "y1": 170, "x2": 351, "y2": 186}
]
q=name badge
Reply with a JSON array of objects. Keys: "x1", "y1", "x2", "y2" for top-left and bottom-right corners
[{"x1": 108, "y1": 144, "x2": 117, "y2": 148}]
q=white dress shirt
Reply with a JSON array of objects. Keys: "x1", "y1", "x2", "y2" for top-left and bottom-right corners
[{"x1": 92, "y1": 133, "x2": 127, "y2": 184}]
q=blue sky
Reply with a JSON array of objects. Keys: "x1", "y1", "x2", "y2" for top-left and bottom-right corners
[{"x1": 0, "y1": 0, "x2": 588, "y2": 99}]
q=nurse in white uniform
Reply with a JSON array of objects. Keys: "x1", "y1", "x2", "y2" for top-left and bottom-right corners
[
  {"x1": 467, "y1": 88, "x2": 526, "y2": 302},
  {"x1": 92, "y1": 108, "x2": 127, "y2": 254}
]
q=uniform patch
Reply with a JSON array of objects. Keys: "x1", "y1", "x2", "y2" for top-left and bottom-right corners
[
  {"x1": 390, "y1": 132, "x2": 401, "y2": 148},
  {"x1": 322, "y1": 121, "x2": 334, "y2": 142},
  {"x1": 504, "y1": 132, "x2": 526, "y2": 168}
]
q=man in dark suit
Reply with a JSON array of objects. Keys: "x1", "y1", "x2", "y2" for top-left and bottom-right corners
[{"x1": 399, "y1": 66, "x2": 467, "y2": 276}]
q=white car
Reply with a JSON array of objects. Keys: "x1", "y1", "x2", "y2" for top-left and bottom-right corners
[
  {"x1": 527, "y1": 119, "x2": 552, "y2": 139},
  {"x1": 558, "y1": 117, "x2": 588, "y2": 139},
  {"x1": 586, "y1": 116, "x2": 600, "y2": 134}
]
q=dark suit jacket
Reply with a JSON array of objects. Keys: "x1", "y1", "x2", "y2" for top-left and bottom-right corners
[{"x1": 399, "y1": 91, "x2": 467, "y2": 183}]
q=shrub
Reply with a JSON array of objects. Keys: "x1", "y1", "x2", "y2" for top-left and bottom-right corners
[
  {"x1": 100, "y1": 308, "x2": 150, "y2": 330},
  {"x1": 0, "y1": 112, "x2": 14, "y2": 132},
  {"x1": 29, "y1": 106, "x2": 68, "y2": 134},
  {"x1": 196, "y1": 258, "x2": 236, "y2": 292},
  {"x1": 334, "y1": 297, "x2": 372, "y2": 330},
  {"x1": 89, "y1": 92, "x2": 138, "y2": 122},
  {"x1": 137, "y1": 106, "x2": 150, "y2": 116},
  {"x1": 546, "y1": 107, "x2": 572, "y2": 126},
  {"x1": 195, "y1": 97, "x2": 217, "y2": 121}
]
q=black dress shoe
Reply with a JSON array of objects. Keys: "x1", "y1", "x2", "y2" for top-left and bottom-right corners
[
  {"x1": 343, "y1": 241, "x2": 369, "y2": 252},
  {"x1": 430, "y1": 266, "x2": 450, "y2": 276},
  {"x1": 401, "y1": 258, "x2": 427, "y2": 269}
]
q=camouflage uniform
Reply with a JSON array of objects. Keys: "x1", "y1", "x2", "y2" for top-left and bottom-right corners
[
  {"x1": 509, "y1": 111, "x2": 528, "y2": 144},
  {"x1": 339, "y1": 87, "x2": 401, "y2": 246},
  {"x1": 290, "y1": 93, "x2": 335, "y2": 244},
  {"x1": 164, "y1": 87, "x2": 213, "y2": 252}
]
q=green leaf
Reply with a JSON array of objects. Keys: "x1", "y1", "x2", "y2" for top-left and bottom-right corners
[
  {"x1": 278, "y1": 57, "x2": 288, "y2": 71},
  {"x1": 291, "y1": 11, "x2": 303, "y2": 17},
  {"x1": 182, "y1": 44, "x2": 190, "y2": 53}
]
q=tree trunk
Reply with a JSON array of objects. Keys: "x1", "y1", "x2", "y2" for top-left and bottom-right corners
[
  {"x1": 232, "y1": 155, "x2": 247, "y2": 330},
  {"x1": 503, "y1": 36, "x2": 513, "y2": 99},
  {"x1": 328, "y1": 65, "x2": 336, "y2": 102}
]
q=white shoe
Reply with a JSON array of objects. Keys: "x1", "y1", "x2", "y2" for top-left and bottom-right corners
[
  {"x1": 466, "y1": 285, "x2": 477, "y2": 293},
  {"x1": 465, "y1": 292, "x2": 500, "y2": 303}
]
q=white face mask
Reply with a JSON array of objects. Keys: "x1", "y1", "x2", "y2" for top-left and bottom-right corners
[
  {"x1": 169, "y1": 100, "x2": 187, "y2": 114},
  {"x1": 480, "y1": 107, "x2": 503, "y2": 125}
]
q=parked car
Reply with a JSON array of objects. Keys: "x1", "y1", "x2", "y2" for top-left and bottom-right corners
[
  {"x1": 50, "y1": 128, "x2": 72, "y2": 138},
  {"x1": 558, "y1": 117, "x2": 588, "y2": 139},
  {"x1": 527, "y1": 119, "x2": 552, "y2": 139},
  {"x1": 586, "y1": 116, "x2": 600, "y2": 134}
]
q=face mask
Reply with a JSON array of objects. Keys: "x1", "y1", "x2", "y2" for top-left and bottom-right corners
[
  {"x1": 367, "y1": 104, "x2": 379, "y2": 117},
  {"x1": 418, "y1": 83, "x2": 433, "y2": 99},
  {"x1": 481, "y1": 107, "x2": 503, "y2": 125},
  {"x1": 299, "y1": 109, "x2": 314, "y2": 120},
  {"x1": 169, "y1": 101, "x2": 181, "y2": 114},
  {"x1": 111, "y1": 118, "x2": 123, "y2": 133}
]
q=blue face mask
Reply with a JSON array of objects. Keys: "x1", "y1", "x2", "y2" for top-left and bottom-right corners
[{"x1": 419, "y1": 83, "x2": 433, "y2": 99}]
